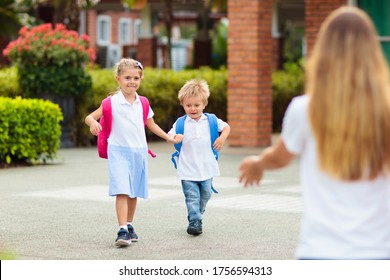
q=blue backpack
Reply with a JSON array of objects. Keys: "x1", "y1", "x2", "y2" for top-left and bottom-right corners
[{"x1": 171, "y1": 113, "x2": 219, "y2": 193}]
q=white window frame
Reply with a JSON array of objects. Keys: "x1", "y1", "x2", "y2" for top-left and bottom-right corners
[
  {"x1": 79, "y1": 10, "x2": 86, "y2": 35},
  {"x1": 133, "y1": 19, "x2": 141, "y2": 44},
  {"x1": 97, "y1": 15, "x2": 111, "y2": 46},
  {"x1": 348, "y1": 0, "x2": 357, "y2": 6},
  {"x1": 118, "y1": 18, "x2": 132, "y2": 45},
  {"x1": 272, "y1": 2, "x2": 280, "y2": 38}
]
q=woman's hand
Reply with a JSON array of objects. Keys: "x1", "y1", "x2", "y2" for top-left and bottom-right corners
[{"x1": 239, "y1": 155, "x2": 264, "y2": 187}]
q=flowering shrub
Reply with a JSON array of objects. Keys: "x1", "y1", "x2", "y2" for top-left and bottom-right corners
[
  {"x1": 3, "y1": 23, "x2": 95, "y2": 67},
  {"x1": 2, "y1": 23, "x2": 95, "y2": 97}
]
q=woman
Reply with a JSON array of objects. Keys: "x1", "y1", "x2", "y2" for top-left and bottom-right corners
[{"x1": 239, "y1": 6, "x2": 390, "y2": 260}]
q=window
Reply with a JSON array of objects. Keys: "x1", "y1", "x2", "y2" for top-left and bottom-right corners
[
  {"x1": 134, "y1": 19, "x2": 141, "y2": 44},
  {"x1": 97, "y1": 15, "x2": 111, "y2": 46},
  {"x1": 118, "y1": 18, "x2": 132, "y2": 45}
]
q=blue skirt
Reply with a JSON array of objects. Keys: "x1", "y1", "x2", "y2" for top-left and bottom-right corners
[{"x1": 108, "y1": 145, "x2": 148, "y2": 199}]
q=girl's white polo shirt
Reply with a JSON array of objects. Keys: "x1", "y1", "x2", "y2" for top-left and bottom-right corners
[{"x1": 108, "y1": 91, "x2": 154, "y2": 148}]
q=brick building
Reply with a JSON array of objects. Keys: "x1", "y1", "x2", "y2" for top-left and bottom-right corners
[
  {"x1": 80, "y1": 0, "x2": 225, "y2": 70},
  {"x1": 227, "y1": 0, "x2": 390, "y2": 147}
]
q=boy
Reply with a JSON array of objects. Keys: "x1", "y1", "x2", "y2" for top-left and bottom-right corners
[{"x1": 169, "y1": 79, "x2": 231, "y2": 235}]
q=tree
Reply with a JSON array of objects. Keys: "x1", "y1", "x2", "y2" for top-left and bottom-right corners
[
  {"x1": 162, "y1": 0, "x2": 173, "y2": 68},
  {"x1": 0, "y1": 0, "x2": 22, "y2": 39}
]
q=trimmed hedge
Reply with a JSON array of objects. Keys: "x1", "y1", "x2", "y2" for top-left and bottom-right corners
[
  {"x1": 272, "y1": 61, "x2": 304, "y2": 131},
  {"x1": 85, "y1": 67, "x2": 228, "y2": 142},
  {"x1": 0, "y1": 67, "x2": 21, "y2": 98},
  {"x1": 0, "y1": 97, "x2": 63, "y2": 165}
]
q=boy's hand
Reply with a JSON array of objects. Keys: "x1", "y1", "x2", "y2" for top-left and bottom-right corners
[{"x1": 213, "y1": 136, "x2": 226, "y2": 151}]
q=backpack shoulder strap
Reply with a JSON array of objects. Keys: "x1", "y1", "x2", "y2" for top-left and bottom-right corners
[
  {"x1": 98, "y1": 96, "x2": 112, "y2": 159},
  {"x1": 138, "y1": 95, "x2": 149, "y2": 126},
  {"x1": 174, "y1": 114, "x2": 187, "y2": 151},
  {"x1": 102, "y1": 96, "x2": 112, "y2": 118},
  {"x1": 205, "y1": 113, "x2": 219, "y2": 160},
  {"x1": 175, "y1": 115, "x2": 187, "y2": 136},
  {"x1": 101, "y1": 96, "x2": 113, "y2": 134},
  {"x1": 171, "y1": 115, "x2": 187, "y2": 169},
  {"x1": 205, "y1": 113, "x2": 220, "y2": 194}
]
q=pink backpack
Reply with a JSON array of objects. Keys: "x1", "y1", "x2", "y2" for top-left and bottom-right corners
[{"x1": 97, "y1": 95, "x2": 156, "y2": 159}]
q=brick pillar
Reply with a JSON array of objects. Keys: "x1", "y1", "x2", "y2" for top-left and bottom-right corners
[
  {"x1": 227, "y1": 0, "x2": 273, "y2": 147},
  {"x1": 87, "y1": 10, "x2": 97, "y2": 53},
  {"x1": 137, "y1": 37, "x2": 157, "y2": 67},
  {"x1": 305, "y1": 0, "x2": 348, "y2": 56}
]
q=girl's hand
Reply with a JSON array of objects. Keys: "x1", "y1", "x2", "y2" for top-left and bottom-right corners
[
  {"x1": 238, "y1": 155, "x2": 264, "y2": 187},
  {"x1": 89, "y1": 121, "x2": 102, "y2": 136},
  {"x1": 166, "y1": 134, "x2": 180, "y2": 144}
]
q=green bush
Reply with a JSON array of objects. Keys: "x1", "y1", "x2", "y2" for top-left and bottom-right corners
[
  {"x1": 72, "y1": 67, "x2": 118, "y2": 146},
  {"x1": 3, "y1": 23, "x2": 95, "y2": 99},
  {"x1": 0, "y1": 67, "x2": 21, "y2": 98},
  {"x1": 0, "y1": 97, "x2": 63, "y2": 165},
  {"x1": 272, "y1": 61, "x2": 304, "y2": 131},
  {"x1": 79, "y1": 67, "x2": 228, "y2": 143},
  {"x1": 0, "y1": 63, "x2": 304, "y2": 147},
  {"x1": 18, "y1": 66, "x2": 92, "y2": 98},
  {"x1": 88, "y1": 67, "x2": 118, "y2": 107},
  {"x1": 141, "y1": 67, "x2": 227, "y2": 132}
]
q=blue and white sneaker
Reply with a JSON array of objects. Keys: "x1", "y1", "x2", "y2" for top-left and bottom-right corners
[
  {"x1": 115, "y1": 228, "x2": 131, "y2": 247},
  {"x1": 127, "y1": 224, "x2": 139, "y2": 242},
  {"x1": 187, "y1": 220, "x2": 203, "y2": 235}
]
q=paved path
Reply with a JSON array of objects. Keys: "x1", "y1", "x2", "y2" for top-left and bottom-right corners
[{"x1": 0, "y1": 141, "x2": 301, "y2": 260}]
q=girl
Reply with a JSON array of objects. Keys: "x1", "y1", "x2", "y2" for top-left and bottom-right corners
[
  {"x1": 85, "y1": 58, "x2": 181, "y2": 247},
  {"x1": 239, "y1": 6, "x2": 390, "y2": 259}
]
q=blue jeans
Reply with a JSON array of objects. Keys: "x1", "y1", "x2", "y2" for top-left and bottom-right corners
[{"x1": 181, "y1": 179, "x2": 213, "y2": 222}]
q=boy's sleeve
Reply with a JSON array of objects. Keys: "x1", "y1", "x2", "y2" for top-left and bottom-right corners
[
  {"x1": 217, "y1": 118, "x2": 228, "y2": 132},
  {"x1": 168, "y1": 122, "x2": 176, "y2": 135}
]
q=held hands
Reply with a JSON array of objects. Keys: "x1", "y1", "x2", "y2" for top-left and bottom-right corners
[
  {"x1": 238, "y1": 155, "x2": 264, "y2": 187},
  {"x1": 167, "y1": 134, "x2": 184, "y2": 144}
]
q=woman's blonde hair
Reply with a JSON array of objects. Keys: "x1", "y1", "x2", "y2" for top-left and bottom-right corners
[
  {"x1": 178, "y1": 79, "x2": 210, "y2": 106},
  {"x1": 307, "y1": 6, "x2": 390, "y2": 180}
]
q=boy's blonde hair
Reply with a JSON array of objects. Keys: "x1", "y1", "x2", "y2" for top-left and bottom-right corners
[
  {"x1": 114, "y1": 58, "x2": 143, "y2": 78},
  {"x1": 307, "y1": 6, "x2": 390, "y2": 180},
  {"x1": 178, "y1": 79, "x2": 210, "y2": 106}
]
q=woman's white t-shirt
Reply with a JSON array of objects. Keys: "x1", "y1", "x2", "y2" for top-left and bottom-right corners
[{"x1": 282, "y1": 95, "x2": 390, "y2": 259}]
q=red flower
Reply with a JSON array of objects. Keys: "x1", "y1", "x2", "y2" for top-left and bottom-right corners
[{"x1": 4, "y1": 23, "x2": 96, "y2": 67}]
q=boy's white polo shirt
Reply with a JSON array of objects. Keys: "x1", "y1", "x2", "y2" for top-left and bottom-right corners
[
  {"x1": 169, "y1": 113, "x2": 228, "y2": 181},
  {"x1": 108, "y1": 91, "x2": 154, "y2": 148}
]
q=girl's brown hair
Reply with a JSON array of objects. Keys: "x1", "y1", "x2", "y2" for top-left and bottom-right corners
[{"x1": 307, "y1": 6, "x2": 390, "y2": 180}]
